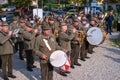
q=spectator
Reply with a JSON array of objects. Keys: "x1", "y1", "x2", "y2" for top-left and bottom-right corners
[{"x1": 106, "y1": 11, "x2": 114, "y2": 35}]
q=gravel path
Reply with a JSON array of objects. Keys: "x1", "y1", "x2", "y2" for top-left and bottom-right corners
[{"x1": 0, "y1": 32, "x2": 120, "y2": 80}]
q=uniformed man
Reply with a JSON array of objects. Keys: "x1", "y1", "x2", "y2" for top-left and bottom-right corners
[
  {"x1": 17, "y1": 20, "x2": 26, "y2": 60},
  {"x1": 0, "y1": 22, "x2": 16, "y2": 80},
  {"x1": 70, "y1": 19, "x2": 81, "y2": 68},
  {"x1": 80, "y1": 16, "x2": 90, "y2": 61},
  {"x1": 88, "y1": 17, "x2": 97, "y2": 54},
  {"x1": 42, "y1": 15, "x2": 49, "y2": 26},
  {"x1": 48, "y1": 17, "x2": 59, "y2": 39},
  {"x1": 23, "y1": 22, "x2": 38, "y2": 71},
  {"x1": 10, "y1": 17, "x2": 19, "y2": 53},
  {"x1": 58, "y1": 22, "x2": 76, "y2": 76},
  {"x1": 34, "y1": 25, "x2": 63, "y2": 80}
]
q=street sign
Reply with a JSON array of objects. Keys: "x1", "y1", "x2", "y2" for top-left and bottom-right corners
[{"x1": 33, "y1": 8, "x2": 43, "y2": 21}]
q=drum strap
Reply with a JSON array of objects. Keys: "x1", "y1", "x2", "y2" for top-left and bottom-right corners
[
  {"x1": 85, "y1": 23, "x2": 89, "y2": 28},
  {"x1": 43, "y1": 39, "x2": 52, "y2": 51}
]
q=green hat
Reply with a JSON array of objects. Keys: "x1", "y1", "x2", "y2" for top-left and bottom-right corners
[
  {"x1": 2, "y1": 22, "x2": 8, "y2": 26},
  {"x1": 73, "y1": 19, "x2": 79, "y2": 22},
  {"x1": 13, "y1": 17, "x2": 18, "y2": 21},
  {"x1": 49, "y1": 17, "x2": 54, "y2": 21},
  {"x1": 26, "y1": 22, "x2": 33, "y2": 28},
  {"x1": 19, "y1": 19, "x2": 25, "y2": 23},
  {"x1": 60, "y1": 22, "x2": 67, "y2": 27},
  {"x1": 90, "y1": 17, "x2": 96, "y2": 21},
  {"x1": 81, "y1": 16, "x2": 87, "y2": 21},
  {"x1": 42, "y1": 25, "x2": 51, "y2": 30}
]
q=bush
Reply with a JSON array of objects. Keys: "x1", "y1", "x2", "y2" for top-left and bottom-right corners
[{"x1": 113, "y1": 10, "x2": 119, "y2": 29}]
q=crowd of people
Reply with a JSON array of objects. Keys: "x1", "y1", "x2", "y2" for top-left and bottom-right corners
[{"x1": 0, "y1": 10, "x2": 115, "y2": 80}]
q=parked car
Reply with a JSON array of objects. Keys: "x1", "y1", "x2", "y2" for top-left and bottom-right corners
[
  {"x1": 0, "y1": 13, "x2": 14, "y2": 23},
  {"x1": 1, "y1": 6, "x2": 16, "y2": 11}
]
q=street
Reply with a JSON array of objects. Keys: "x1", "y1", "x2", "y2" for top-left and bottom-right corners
[{"x1": 0, "y1": 32, "x2": 120, "y2": 80}]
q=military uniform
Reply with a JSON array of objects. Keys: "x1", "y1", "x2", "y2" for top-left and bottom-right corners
[
  {"x1": 0, "y1": 23, "x2": 16, "y2": 79},
  {"x1": 88, "y1": 18, "x2": 97, "y2": 54},
  {"x1": 17, "y1": 20, "x2": 25, "y2": 60},
  {"x1": 10, "y1": 18, "x2": 19, "y2": 53},
  {"x1": 23, "y1": 23, "x2": 36, "y2": 71},
  {"x1": 48, "y1": 17, "x2": 60, "y2": 37},
  {"x1": 80, "y1": 17, "x2": 90, "y2": 61},
  {"x1": 34, "y1": 25, "x2": 62, "y2": 80},
  {"x1": 69, "y1": 19, "x2": 81, "y2": 68}
]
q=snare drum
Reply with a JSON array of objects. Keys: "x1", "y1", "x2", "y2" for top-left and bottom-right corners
[{"x1": 50, "y1": 50, "x2": 67, "y2": 67}]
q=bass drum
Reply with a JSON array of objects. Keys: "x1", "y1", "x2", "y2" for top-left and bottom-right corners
[{"x1": 87, "y1": 27, "x2": 106, "y2": 45}]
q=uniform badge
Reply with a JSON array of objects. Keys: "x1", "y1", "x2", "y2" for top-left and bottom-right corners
[{"x1": 50, "y1": 38, "x2": 55, "y2": 42}]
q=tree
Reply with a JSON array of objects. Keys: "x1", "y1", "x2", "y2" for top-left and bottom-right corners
[{"x1": 13, "y1": 0, "x2": 32, "y2": 8}]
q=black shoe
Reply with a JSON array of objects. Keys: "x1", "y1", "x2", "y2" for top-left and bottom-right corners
[
  {"x1": 81, "y1": 58, "x2": 86, "y2": 61},
  {"x1": 59, "y1": 72, "x2": 67, "y2": 76},
  {"x1": 85, "y1": 56, "x2": 90, "y2": 59},
  {"x1": 70, "y1": 65, "x2": 75, "y2": 69},
  {"x1": 8, "y1": 75, "x2": 16, "y2": 78},
  {"x1": 74, "y1": 63, "x2": 81, "y2": 66},
  {"x1": 65, "y1": 71, "x2": 71, "y2": 74},
  {"x1": 4, "y1": 77, "x2": 9, "y2": 80},
  {"x1": 27, "y1": 67, "x2": 33, "y2": 71},
  {"x1": 31, "y1": 65, "x2": 36, "y2": 68}
]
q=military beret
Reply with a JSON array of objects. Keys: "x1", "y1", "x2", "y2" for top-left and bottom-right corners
[
  {"x1": 2, "y1": 22, "x2": 8, "y2": 26},
  {"x1": 13, "y1": 17, "x2": 18, "y2": 21},
  {"x1": 49, "y1": 17, "x2": 54, "y2": 21},
  {"x1": 42, "y1": 25, "x2": 51, "y2": 30},
  {"x1": 60, "y1": 22, "x2": 67, "y2": 27},
  {"x1": 73, "y1": 19, "x2": 79, "y2": 22},
  {"x1": 90, "y1": 17, "x2": 96, "y2": 21},
  {"x1": 19, "y1": 19, "x2": 25, "y2": 23},
  {"x1": 26, "y1": 22, "x2": 33, "y2": 28},
  {"x1": 81, "y1": 16, "x2": 87, "y2": 21}
]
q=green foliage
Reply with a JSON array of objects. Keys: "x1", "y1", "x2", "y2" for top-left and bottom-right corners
[
  {"x1": 0, "y1": 4, "x2": 3, "y2": 9},
  {"x1": 113, "y1": 10, "x2": 119, "y2": 28},
  {"x1": 13, "y1": 0, "x2": 31, "y2": 8}
]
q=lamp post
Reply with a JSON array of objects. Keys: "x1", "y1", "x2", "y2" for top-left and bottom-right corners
[{"x1": 36, "y1": 0, "x2": 38, "y2": 16}]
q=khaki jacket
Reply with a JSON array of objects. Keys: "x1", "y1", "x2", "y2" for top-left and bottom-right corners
[
  {"x1": 34, "y1": 34, "x2": 62, "y2": 63},
  {"x1": 58, "y1": 30, "x2": 75, "y2": 51},
  {"x1": 23, "y1": 30, "x2": 36, "y2": 50},
  {"x1": 0, "y1": 31, "x2": 14, "y2": 55}
]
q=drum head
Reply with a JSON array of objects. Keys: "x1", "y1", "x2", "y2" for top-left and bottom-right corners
[
  {"x1": 87, "y1": 27, "x2": 103, "y2": 45},
  {"x1": 50, "y1": 50, "x2": 67, "y2": 67}
]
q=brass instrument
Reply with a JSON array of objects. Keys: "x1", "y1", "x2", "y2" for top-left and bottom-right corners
[
  {"x1": 53, "y1": 28, "x2": 58, "y2": 38},
  {"x1": 78, "y1": 30, "x2": 86, "y2": 45}
]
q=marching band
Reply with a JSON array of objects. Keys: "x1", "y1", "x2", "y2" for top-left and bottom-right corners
[{"x1": 0, "y1": 11, "x2": 109, "y2": 80}]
